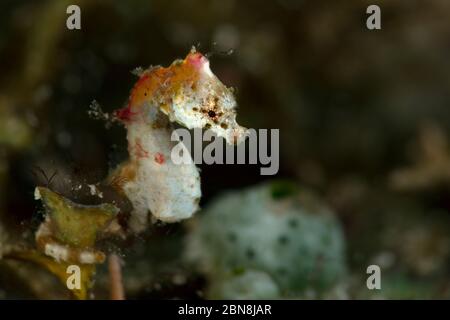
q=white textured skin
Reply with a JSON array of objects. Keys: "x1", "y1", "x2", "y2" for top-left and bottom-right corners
[
  {"x1": 162, "y1": 60, "x2": 248, "y2": 145},
  {"x1": 123, "y1": 112, "x2": 201, "y2": 232}
]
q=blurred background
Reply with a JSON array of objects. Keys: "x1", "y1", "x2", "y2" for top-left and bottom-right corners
[{"x1": 0, "y1": 0, "x2": 449, "y2": 299}]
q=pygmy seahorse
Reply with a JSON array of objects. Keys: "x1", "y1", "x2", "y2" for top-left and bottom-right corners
[{"x1": 112, "y1": 48, "x2": 248, "y2": 232}]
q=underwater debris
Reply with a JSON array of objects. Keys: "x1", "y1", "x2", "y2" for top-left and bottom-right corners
[
  {"x1": 185, "y1": 181, "x2": 347, "y2": 298},
  {"x1": 12, "y1": 250, "x2": 96, "y2": 300},
  {"x1": 34, "y1": 186, "x2": 118, "y2": 264},
  {"x1": 111, "y1": 48, "x2": 248, "y2": 232},
  {"x1": 390, "y1": 123, "x2": 450, "y2": 190},
  {"x1": 208, "y1": 270, "x2": 281, "y2": 299},
  {"x1": 0, "y1": 222, "x2": 8, "y2": 259},
  {"x1": 108, "y1": 253, "x2": 125, "y2": 300},
  {"x1": 18, "y1": 186, "x2": 121, "y2": 299},
  {"x1": 88, "y1": 100, "x2": 117, "y2": 129},
  {"x1": 382, "y1": 210, "x2": 450, "y2": 277},
  {"x1": 0, "y1": 96, "x2": 33, "y2": 150}
]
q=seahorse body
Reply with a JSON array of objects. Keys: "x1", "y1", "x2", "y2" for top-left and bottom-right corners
[{"x1": 113, "y1": 48, "x2": 247, "y2": 232}]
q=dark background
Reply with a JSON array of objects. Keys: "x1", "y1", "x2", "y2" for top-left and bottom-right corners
[{"x1": 0, "y1": 0, "x2": 449, "y2": 299}]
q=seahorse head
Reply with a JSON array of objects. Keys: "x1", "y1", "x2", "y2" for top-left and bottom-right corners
[{"x1": 117, "y1": 48, "x2": 248, "y2": 144}]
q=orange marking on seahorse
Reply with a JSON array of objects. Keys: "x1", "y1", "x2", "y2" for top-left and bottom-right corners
[
  {"x1": 154, "y1": 152, "x2": 165, "y2": 165},
  {"x1": 134, "y1": 138, "x2": 149, "y2": 158},
  {"x1": 126, "y1": 51, "x2": 206, "y2": 116}
]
